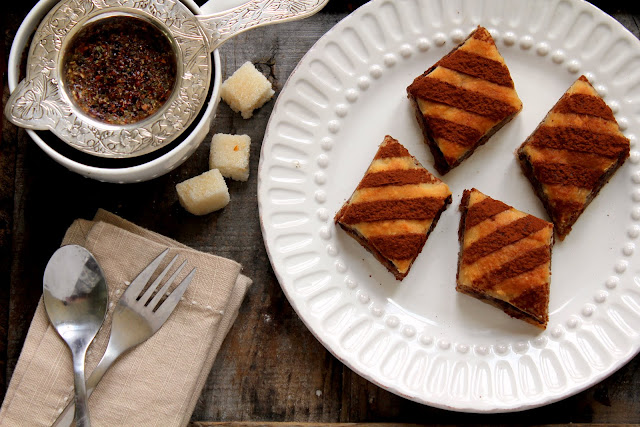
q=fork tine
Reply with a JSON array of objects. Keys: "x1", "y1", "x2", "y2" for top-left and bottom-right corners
[
  {"x1": 139, "y1": 254, "x2": 179, "y2": 305},
  {"x1": 122, "y1": 248, "x2": 170, "y2": 301},
  {"x1": 147, "y1": 259, "x2": 187, "y2": 310},
  {"x1": 154, "y1": 268, "x2": 196, "y2": 319}
]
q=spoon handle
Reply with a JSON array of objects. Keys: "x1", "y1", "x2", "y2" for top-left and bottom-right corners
[
  {"x1": 53, "y1": 344, "x2": 120, "y2": 427},
  {"x1": 71, "y1": 347, "x2": 91, "y2": 427}
]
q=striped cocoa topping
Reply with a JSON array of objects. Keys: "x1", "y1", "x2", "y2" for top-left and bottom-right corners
[
  {"x1": 339, "y1": 197, "x2": 447, "y2": 224},
  {"x1": 406, "y1": 25, "x2": 521, "y2": 174},
  {"x1": 437, "y1": 50, "x2": 514, "y2": 88},
  {"x1": 374, "y1": 141, "x2": 410, "y2": 159},
  {"x1": 528, "y1": 126, "x2": 629, "y2": 158},
  {"x1": 553, "y1": 93, "x2": 615, "y2": 121},
  {"x1": 509, "y1": 286, "x2": 549, "y2": 321},
  {"x1": 517, "y1": 75, "x2": 630, "y2": 239},
  {"x1": 548, "y1": 199, "x2": 583, "y2": 213},
  {"x1": 335, "y1": 136, "x2": 451, "y2": 280},
  {"x1": 531, "y1": 162, "x2": 603, "y2": 188},
  {"x1": 370, "y1": 234, "x2": 427, "y2": 261},
  {"x1": 456, "y1": 189, "x2": 553, "y2": 329},
  {"x1": 424, "y1": 115, "x2": 483, "y2": 147},
  {"x1": 407, "y1": 78, "x2": 519, "y2": 121},
  {"x1": 462, "y1": 215, "x2": 550, "y2": 265},
  {"x1": 464, "y1": 197, "x2": 510, "y2": 229},
  {"x1": 472, "y1": 246, "x2": 551, "y2": 290},
  {"x1": 357, "y1": 169, "x2": 438, "y2": 189},
  {"x1": 471, "y1": 26, "x2": 494, "y2": 43}
]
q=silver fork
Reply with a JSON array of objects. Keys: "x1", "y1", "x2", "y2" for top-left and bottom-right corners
[{"x1": 52, "y1": 248, "x2": 196, "y2": 427}]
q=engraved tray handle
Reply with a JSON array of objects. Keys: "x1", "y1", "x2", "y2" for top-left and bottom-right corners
[
  {"x1": 197, "y1": 0, "x2": 329, "y2": 52},
  {"x1": 6, "y1": 73, "x2": 71, "y2": 131}
]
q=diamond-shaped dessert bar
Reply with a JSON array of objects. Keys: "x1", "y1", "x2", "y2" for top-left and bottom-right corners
[
  {"x1": 335, "y1": 136, "x2": 452, "y2": 280},
  {"x1": 517, "y1": 75, "x2": 630, "y2": 240},
  {"x1": 457, "y1": 188, "x2": 553, "y2": 329},
  {"x1": 407, "y1": 26, "x2": 523, "y2": 175}
]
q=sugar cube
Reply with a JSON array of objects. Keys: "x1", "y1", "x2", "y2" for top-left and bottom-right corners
[
  {"x1": 176, "y1": 169, "x2": 230, "y2": 215},
  {"x1": 220, "y1": 61, "x2": 274, "y2": 119},
  {"x1": 209, "y1": 133, "x2": 251, "y2": 181}
]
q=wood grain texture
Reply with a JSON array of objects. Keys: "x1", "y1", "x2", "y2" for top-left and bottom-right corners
[
  {"x1": 0, "y1": 27, "x2": 13, "y2": 399},
  {"x1": 1, "y1": 0, "x2": 639, "y2": 424}
]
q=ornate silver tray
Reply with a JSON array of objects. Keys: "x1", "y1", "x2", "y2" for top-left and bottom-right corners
[{"x1": 5, "y1": 0, "x2": 328, "y2": 158}]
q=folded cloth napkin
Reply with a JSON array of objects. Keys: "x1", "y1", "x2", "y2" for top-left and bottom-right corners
[{"x1": 0, "y1": 209, "x2": 252, "y2": 426}]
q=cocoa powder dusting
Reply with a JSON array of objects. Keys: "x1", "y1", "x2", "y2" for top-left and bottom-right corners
[
  {"x1": 553, "y1": 93, "x2": 615, "y2": 121},
  {"x1": 370, "y1": 233, "x2": 427, "y2": 260},
  {"x1": 547, "y1": 199, "x2": 584, "y2": 236},
  {"x1": 339, "y1": 197, "x2": 446, "y2": 224},
  {"x1": 462, "y1": 216, "x2": 551, "y2": 265},
  {"x1": 532, "y1": 162, "x2": 603, "y2": 188},
  {"x1": 472, "y1": 246, "x2": 550, "y2": 290},
  {"x1": 528, "y1": 126, "x2": 629, "y2": 159},
  {"x1": 465, "y1": 197, "x2": 511, "y2": 229},
  {"x1": 437, "y1": 50, "x2": 513, "y2": 88},
  {"x1": 424, "y1": 115, "x2": 483, "y2": 147},
  {"x1": 471, "y1": 26, "x2": 494, "y2": 44},
  {"x1": 509, "y1": 284, "x2": 549, "y2": 322},
  {"x1": 407, "y1": 77, "x2": 518, "y2": 121},
  {"x1": 357, "y1": 169, "x2": 438, "y2": 189},
  {"x1": 374, "y1": 137, "x2": 410, "y2": 159}
]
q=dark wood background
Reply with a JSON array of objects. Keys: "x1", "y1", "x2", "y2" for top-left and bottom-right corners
[{"x1": 2, "y1": 0, "x2": 639, "y2": 424}]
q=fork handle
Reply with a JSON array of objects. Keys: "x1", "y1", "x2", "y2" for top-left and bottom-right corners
[{"x1": 52, "y1": 348, "x2": 120, "y2": 427}]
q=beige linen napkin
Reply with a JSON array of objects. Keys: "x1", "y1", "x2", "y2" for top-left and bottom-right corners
[{"x1": 0, "y1": 210, "x2": 252, "y2": 426}]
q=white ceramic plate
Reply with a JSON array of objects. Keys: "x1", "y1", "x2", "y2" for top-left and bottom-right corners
[{"x1": 258, "y1": 0, "x2": 640, "y2": 412}]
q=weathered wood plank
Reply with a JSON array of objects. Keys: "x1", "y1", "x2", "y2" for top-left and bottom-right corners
[
  {"x1": 0, "y1": 29, "x2": 14, "y2": 400},
  {"x1": 190, "y1": 16, "x2": 347, "y2": 423}
]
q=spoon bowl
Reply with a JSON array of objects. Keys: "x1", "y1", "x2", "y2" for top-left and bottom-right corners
[{"x1": 43, "y1": 245, "x2": 109, "y2": 427}]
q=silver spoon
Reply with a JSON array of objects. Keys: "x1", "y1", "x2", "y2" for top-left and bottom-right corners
[{"x1": 43, "y1": 245, "x2": 109, "y2": 427}]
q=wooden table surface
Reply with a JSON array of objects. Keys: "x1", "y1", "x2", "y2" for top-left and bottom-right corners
[{"x1": 2, "y1": 0, "x2": 639, "y2": 424}]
